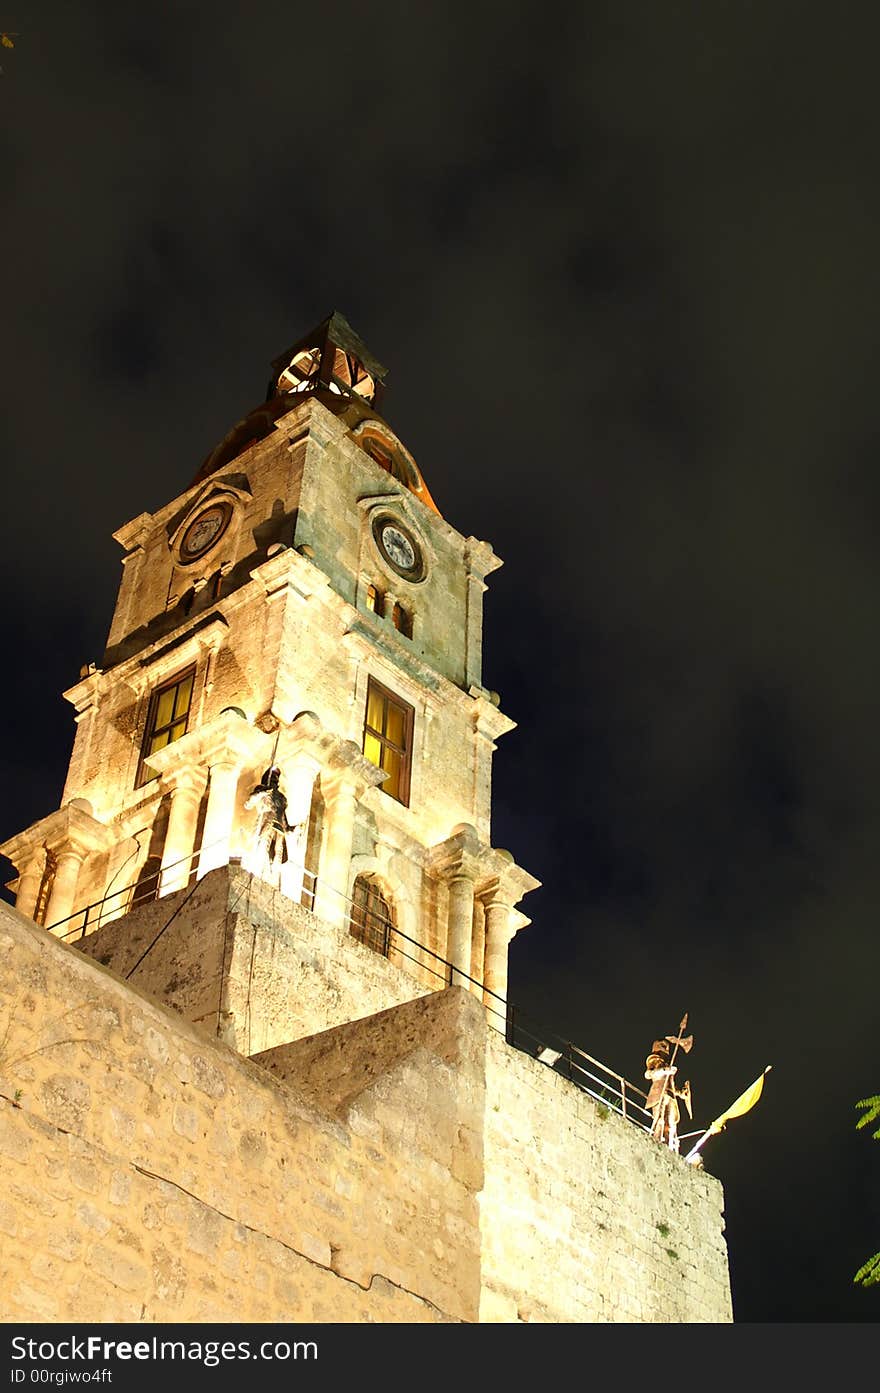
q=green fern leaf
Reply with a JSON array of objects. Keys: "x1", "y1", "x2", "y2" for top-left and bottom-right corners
[
  {"x1": 854, "y1": 1251, "x2": 880, "y2": 1287},
  {"x1": 854, "y1": 1095, "x2": 880, "y2": 1135}
]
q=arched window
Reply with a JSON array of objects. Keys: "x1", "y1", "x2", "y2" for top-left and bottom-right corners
[
  {"x1": 350, "y1": 875, "x2": 393, "y2": 957},
  {"x1": 131, "y1": 854, "x2": 162, "y2": 909}
]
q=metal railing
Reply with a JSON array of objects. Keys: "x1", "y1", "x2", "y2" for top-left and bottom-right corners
[
  {"x1": 46, "y1": 851, "x2": 653, "y2": 1133},
  {"x1": 282, "y1": 865, "x2": 652, "y2": 1131},
  {"x1": 48, "y1": 836, "x2": 232, "y2": 939}
]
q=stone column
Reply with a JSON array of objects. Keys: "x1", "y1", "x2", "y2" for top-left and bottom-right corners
[
  {"x1": 309, "y1": 736, "x2": 384, "y2": 930},
  {"x1": 279, "y1": 753, "x2": 321, "y2": 905},
  {"x1": 483, "y1": 894, "x2": 514, "y2": 1031},
  {"x1": 470, "y1": 899, "x2": 486, "y2": 998},
  {"x1": 463, "y1": 538, "x2": 502, "y2": 691},
  {"x1": 314, "y1": 774, "x2": 360, "y2": 930},
  {"x1": 44, "y1": 845, "x2": 87, "y2": 934},
  {"x1": 160, "y1": 768, "x2": 207, "y2": 895},
  {"x1": 447, "y1": 872, "x2": 476, "y2": 989},
  {"x1": 426, "y1": 824, "x2": 493, "y2": 994},
  {"x1": 14, "y1": 850, "x2": 45, "y2": 921},
  {"x1": 198, "y1": 758, "x2": 240, "y2": 877}
]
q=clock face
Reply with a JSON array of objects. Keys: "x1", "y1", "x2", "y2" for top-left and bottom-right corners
[
  {"x1": 179, "y1": 502, "x2": 233, "y2": 561},
  {"x1": 373, "y1": 516, "x2": 424, "y2": 581}
]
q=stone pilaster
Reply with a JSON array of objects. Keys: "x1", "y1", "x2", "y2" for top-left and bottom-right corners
[
  {"x1": 315, "y1": 776, "x2": 359, "y2": 930},
  {"x1": 482, "y1": 894, "x2": 514, "y2": 1030},
  {"x1": 247, "y1": 548, "x2": 332, "y2": 729},
  {"x1": 428, "y1": 829, "x2": 540, "y2": 1010},
  {"x1": 447, "y1": 871, "x2": 477, "y2": 990},
  {"x1": 478, "y1": 858, "x2": 541, "y2": 1031},
  {"x1": 427, "y1": 824, "x2": 494, "y2": 993},
  {"x1": 200, "y1": 757, "x2": 241, "y2": 877},
  {"x1": 147, "y1": 708, "x2": 271, "y2": 887},
  {"x1": 44, "y1": 845, "x2": 88, "y2": 932},
  {"x1": 313, "y1": 738, "x2": 385, "y2": 929},
  {"x1": 14, "y1": 849, "x2": 45, "y2": 921},
  {"x1": 463, "y1": 537, "x2": 502, "y2": 691},
  {"x1": 470, "y1": 898, "x2": 486, "y2": 994},
  {"x1": 158, "y1": 766, "x2": 208, "y2": 895},
  {"x1": 467, "y1": 691, "x2": 516, "y2": 843},
  {"x1": 278, "y1": 749, "x2": 322, "y2": 904},
  {"x1": 196, "y1": 710, "x2": 272, "y2": 877}
]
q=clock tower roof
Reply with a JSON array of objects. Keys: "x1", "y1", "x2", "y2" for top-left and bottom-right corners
[{"x1": 192, "y1": 312, "x2": 441, "y2": 515}]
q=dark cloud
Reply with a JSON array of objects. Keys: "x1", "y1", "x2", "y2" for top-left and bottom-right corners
[{"x1": 2, "y1": 0, "x2": 880, "y2": 1321}]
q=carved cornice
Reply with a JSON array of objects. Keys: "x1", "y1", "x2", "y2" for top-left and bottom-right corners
[
  {"x1": 249, "y1": 544, "x2": 331, "y2": 603},
  {"x1": 425, "y1": 823, "x2": 494, "y2": 884},
  {"x1": 321, "y1": 736, "x2": 387, "y2": 802},
  {"x1": 468, "y1": 688, "x2": 516, "y2": 741},
  {"x1": 0, "y1": 801, "x2": 115, "y2": 871},
  {"x1": 425, "y1": 824, "x2": 540, "y2": 919},
  {"x1": 111, "y1": 513, "x2": 152, "y2": 554},
  {"x1": 478, "y1": 862, "x2": 542, "y2": 910},
  {"x1": 464, "y1": 535, "x2": 503, "y2": 582}
]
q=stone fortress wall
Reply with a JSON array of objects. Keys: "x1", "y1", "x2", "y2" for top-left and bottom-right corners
[
  {"x1": 480, "y1": 1035, "x2": 731, "y2": 1322},
  {"x1": 0, "y1": 899, "x2": 477, "y2": 1323},
  {"x1": 0, "y1": 870, "x2": 732, "y2": 1324}
]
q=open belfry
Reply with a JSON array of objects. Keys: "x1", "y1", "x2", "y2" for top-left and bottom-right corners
[{"x1": 0, "y1": 314, "x2": 733, "y2": 1323}]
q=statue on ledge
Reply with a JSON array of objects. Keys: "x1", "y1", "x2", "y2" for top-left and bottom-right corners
[
  {"x1": 644, "y1": 1015, "x2": 693, "y2": 1152},
  {"x1": 244, "y1": 765, "x2": 304, "y2": 882}
]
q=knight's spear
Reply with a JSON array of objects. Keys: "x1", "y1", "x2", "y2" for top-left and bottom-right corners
[
  {"x1": 668, "y1": 1013, "x2": 690, "y2": 1069},
  {"x1": 658, "y1": 1011, "x2": 690, "y2": 1104}
]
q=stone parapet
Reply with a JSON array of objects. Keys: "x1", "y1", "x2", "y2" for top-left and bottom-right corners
[{"x1": 73, "y1": 864, "x2": 434, "y2": 1055}]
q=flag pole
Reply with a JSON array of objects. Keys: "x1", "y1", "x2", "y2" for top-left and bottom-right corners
[
  {"x1": 684, "y1": 1126, "x2": 718, "y2": 1164},
  {"x1": 684, "y1": 1066, "x2": 772, "y2": 1163}
]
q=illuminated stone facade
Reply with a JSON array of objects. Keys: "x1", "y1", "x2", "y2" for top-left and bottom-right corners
[{"x1": 0, "y1": 315, "x2": 733, "y2": 1322}]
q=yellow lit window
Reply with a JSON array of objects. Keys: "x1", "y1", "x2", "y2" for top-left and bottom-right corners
[
  {"x1": 365, "y1": 583, "x2": 384, "y2": 616},
  {"x1": 137, "y1": 668, "x2": 195, "y2": 786},
  {"x1": 362, "y1": 677, "x2": 413, "y2": 806}
]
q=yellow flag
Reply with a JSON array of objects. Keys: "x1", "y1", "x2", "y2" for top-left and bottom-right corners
[{"x1": 707, "y1": 1066, "x2": 771, "y2": 1136}]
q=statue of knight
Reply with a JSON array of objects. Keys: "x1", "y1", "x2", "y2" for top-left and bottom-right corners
[
  {"x1": 244, "y1": 765, "x2": 304, "y2": 884},
  {"x1": 644, "y1": 1014, "x2": 693, "y2": 1152}
]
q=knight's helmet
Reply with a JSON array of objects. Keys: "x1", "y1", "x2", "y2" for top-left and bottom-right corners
[{"x1": 646, "y1": 1039, "x2": 671, "y2": 1070}]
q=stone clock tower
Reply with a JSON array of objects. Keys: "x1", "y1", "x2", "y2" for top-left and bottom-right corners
[
  {"x1": 0, "y1": 313, "x2": 734, "y2": 1326},
  {"x1": 1, "y1": 311, "x2": 538, "y2": 1027}
]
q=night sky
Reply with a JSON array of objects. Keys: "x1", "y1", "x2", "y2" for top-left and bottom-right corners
[{"x1": 2, "y1": 2, "x2": 879, "y2": 1324}]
